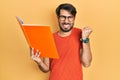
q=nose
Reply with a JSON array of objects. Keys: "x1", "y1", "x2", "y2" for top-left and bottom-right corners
[{"x1": 64, "y1": 17, "x2": 69, "y2": 23}]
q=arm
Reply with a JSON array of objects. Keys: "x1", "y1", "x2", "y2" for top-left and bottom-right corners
[
  {"x1": 80, "y1": 27, "x2": 92, "y2": 67},
  {"x1": 30, "y1": 47, "x2": 50, "y2": 72}
]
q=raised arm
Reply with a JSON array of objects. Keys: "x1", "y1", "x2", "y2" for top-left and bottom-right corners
[
  {"x1": 80, "y1": 27, "x2": 93, "y2": 67},
  {"x1": 30, "y1": 47, "x2": 50, "y2": 72}
]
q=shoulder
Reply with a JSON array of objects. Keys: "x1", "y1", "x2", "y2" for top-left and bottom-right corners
[
  {"x1": 53, "y1": 31, "x2": 58, "y2": 37},
  {"x1": 72, "y1": 27, "x2": 82, "y2": 34}
]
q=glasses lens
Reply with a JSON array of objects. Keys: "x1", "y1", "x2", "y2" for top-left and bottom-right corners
[{"x1": 59, "y1": 15, "x2": 74, "y2": 21}]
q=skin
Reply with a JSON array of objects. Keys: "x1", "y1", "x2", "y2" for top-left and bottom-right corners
[{"x1": 30, "y1": 9, "x2": 93, "y2": 72}]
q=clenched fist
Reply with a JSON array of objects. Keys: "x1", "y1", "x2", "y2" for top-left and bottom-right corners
[{"x1": 82, "y1": 27, "x2": 92, "y2": 39}]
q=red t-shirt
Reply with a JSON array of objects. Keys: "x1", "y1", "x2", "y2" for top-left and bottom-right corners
[{"x1": 49, "y1": 28, "x2": 83, "y2": 80}]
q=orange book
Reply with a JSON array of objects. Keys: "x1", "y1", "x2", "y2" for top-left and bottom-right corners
[{"x1": 16, "y1": 16, "x2": 59, "y2": 59}]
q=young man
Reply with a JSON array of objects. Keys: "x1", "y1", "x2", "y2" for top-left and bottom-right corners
[{"x1": 30, "y1": 3, "x2": 92, "y2": 80}]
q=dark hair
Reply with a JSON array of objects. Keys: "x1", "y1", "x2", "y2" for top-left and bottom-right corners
[{"x1": 56, "y1": 3, "x2": 77, "y2": 17}]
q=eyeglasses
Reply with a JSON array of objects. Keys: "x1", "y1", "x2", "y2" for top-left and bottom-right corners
[{"x1": 59, "y1": 15, "x2": 74, "y2": 21}]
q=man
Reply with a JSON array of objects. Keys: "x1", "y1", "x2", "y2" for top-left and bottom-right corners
[{"x1": 30, "y1": 3, "x2": 92, "y2": 80}]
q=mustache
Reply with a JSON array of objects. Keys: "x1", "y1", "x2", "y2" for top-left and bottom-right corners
[{"x1": 62, "y1": 23, "x2": 70, "y2": 25}]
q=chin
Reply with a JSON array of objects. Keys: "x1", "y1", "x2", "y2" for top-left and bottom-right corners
[{"x1": 60, "y1": 27, "x2": 73, "y2": 32}]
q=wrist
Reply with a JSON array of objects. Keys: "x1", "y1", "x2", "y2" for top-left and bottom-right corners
[{"x1": 80, "y1": 38, "x2": 89, "y2": 43}]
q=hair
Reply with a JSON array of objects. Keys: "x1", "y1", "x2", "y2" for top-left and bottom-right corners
[{"x1": 56, "y1": 3, "x2": 77, "y2": 17}]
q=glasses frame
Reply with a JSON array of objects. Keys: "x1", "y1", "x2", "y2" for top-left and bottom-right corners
[{"x1": 59, "y1": 15, "x2": 74, "y2": 21}]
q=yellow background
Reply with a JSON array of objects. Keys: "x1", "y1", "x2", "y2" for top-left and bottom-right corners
[{"x1": 0, "y1": 0, "x2": 120, "y2": 80}]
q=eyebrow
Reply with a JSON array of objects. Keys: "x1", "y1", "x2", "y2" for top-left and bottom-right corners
[{"x1": 59, "y1": 15, "x2": 73, "y2": 17}]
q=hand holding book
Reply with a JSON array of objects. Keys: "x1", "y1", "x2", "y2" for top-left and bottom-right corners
[{"x1": 16, "y1": 16, "x2": 59, "y2": 59}]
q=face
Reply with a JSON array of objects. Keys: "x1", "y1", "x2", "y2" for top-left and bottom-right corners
[{"x1": 58, "y1": 9, "x2": 75, "y2": 32}]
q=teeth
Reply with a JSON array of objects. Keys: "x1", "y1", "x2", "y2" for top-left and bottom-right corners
[{"x1": 63, "y1": 25, "x2": 69, "y2": 28}]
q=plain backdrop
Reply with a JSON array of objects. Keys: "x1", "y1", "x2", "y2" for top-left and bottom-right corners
[{"x1": 0, "y1": 0, "x2": 120, "y2": 80}]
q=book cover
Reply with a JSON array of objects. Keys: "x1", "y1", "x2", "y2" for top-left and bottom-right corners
[{"x1": 16, "y1": 16, "x2": 59, "y2": 59}]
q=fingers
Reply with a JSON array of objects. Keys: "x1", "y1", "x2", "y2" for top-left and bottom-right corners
[
  {"x1": 30, "y1": 47, "x2": 41, "y2": 58},
  {"x1": 30, "y1": 47, "x2": 34, "y2": 56},
  {"x1": 35, "y1": 49, "x2": 40, "y2": 58},
  {"x1": 30, "y1": 47, "x2": 42, "y2": 64},
  {"x1": 38, "y1": 51, "x2": 40, "y2": 58},
  {"x1": 82, "y1": 27, "x2": 93, "y2": 38},
  {"x1": 82, "y1": 27, "x2": 92, "y2": 32}
]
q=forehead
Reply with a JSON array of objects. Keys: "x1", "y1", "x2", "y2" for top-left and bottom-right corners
[{"x1": 60, "y1": 9, "x2": 72, "y2": 16}]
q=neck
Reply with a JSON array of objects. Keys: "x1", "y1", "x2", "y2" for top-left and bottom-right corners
[{"x1": 58, "y1": 30, "x2": 72, "y2": 37}]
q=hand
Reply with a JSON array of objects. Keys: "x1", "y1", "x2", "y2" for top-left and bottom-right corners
[
  {"x1": 30, "y1": 47, "x2": 42, "y2": 64},
  {"x1": 82, "y1": 27, "x2": 92, "y2": 38}
]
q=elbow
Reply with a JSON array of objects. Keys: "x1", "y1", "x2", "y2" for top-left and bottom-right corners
[
  {"x1": 82, "y1": 58, "x2": 92, "y2": 68},
  {"x1": 82, "y1": 62, "x2": 91, "y2": 67}
]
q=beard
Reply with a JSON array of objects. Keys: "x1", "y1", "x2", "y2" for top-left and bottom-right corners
[{"x1": 59, "y1": 22, "x2": 74, "y2": 32}]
